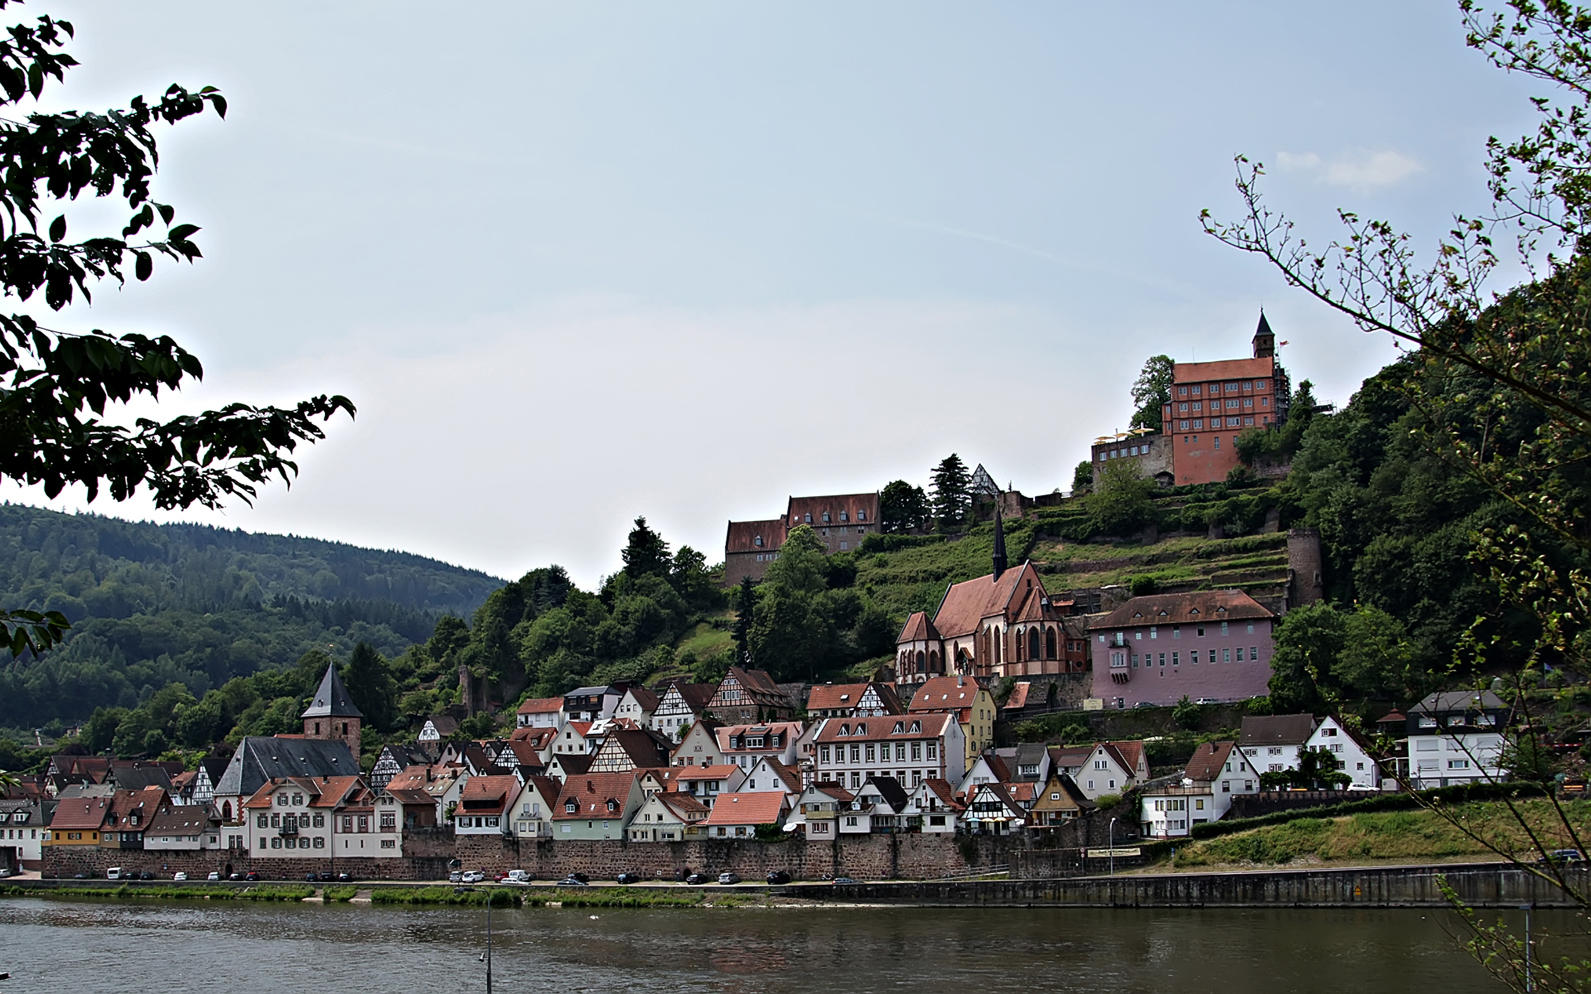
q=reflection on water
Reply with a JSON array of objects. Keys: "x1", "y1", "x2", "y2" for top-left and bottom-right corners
[{"x1": 0, "y1": 896, "x2": 1560, "y2": 993}]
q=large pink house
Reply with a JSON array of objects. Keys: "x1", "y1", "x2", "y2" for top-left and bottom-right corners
[{"x1": 1089, "y1": 590, "x2": 1275, "y2": 707}]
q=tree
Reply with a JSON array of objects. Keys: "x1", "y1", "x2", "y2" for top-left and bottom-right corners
[
  {"x1": 929, "y1": 454, "x2": 972, "y2": 529},
  {"x1": 343, "y1": 642, "x2": 396, "y2": 733},
  {"x1": 620, "y1": 516, "x2": 671, "y2": 581},
  {"x1": 0, "y1": 10, "x2": 354, "y2": 656},
  {"x1": 1085, "y1": 459, "x2": 1157, "y2": 537},
  {"x1": 879, "y1": 479, "x2": 929, "y2": 533},
  {"x1": 1205, "y1": 2, "x2": 1591, "y2": 983},
  {"x1": 1130, "y1": 355, "x2": 1175, "y2": 432},
  {"x1": 733, "y1": 575, "x2": 754, "y2": 665},
  {"x1": 1071, "y1": 460, "x2": 1093, "y2": 495}
]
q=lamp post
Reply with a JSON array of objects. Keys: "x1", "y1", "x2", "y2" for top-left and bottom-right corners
[{"x1": 1109, "y1": 817, "x2": 1117, "y2": 877}]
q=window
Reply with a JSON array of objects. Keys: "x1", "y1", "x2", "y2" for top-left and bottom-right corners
[
  {"x1": 1190, "y1": 650, "x2": 1199, "y2": 664},
  {"x1": 1223, "y1": 648, "x2": 1231, "y2": 663},
  {"x1": 1171, "y1": 652, "x2": 1179, "y2": 665},
  {"x1": 1214, "y1": 437, "x2": 1220, "y2": 449}
]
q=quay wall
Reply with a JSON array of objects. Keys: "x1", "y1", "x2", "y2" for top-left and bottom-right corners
[{"x1": 787, "y1": 862, "x2": 1590, "y2": 909}]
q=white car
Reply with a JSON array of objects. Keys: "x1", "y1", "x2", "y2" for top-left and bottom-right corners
[
  {"x1": 173, "y1": 872, "x2": 188, "y2": 881},
  {"x1": 460, "y1": 870, "x2": 486, "y2": 883},
  {"x1": 206, "y1": 871, "x2": 221, "y2": 881}
]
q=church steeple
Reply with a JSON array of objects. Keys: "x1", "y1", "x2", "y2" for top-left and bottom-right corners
[
  {"x1": 1252, "y1": 309, "x2": 1276, "y2": 359},
  {"x1": 992, "y1": 499, "x2": 1008, "y2": 581},
  {"x1": 301, "y1": 661, "x2": 363, "y2": 758}
]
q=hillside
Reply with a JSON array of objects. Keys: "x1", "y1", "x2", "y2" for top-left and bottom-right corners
[{"x1": 0, "y1": 503, "x2": 504, "y2": 731}]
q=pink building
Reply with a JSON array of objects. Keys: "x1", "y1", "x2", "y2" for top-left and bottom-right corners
[{"x1": 1089, "y1": 590, "x2": 1275, "y2": 707}]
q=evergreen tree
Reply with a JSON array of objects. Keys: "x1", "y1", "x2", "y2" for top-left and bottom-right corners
[
  {"x1": 880, "y1": 480, "x2": 930, "y2": 533},
  {"x1": 1130, "y1": 355, "x2": 1175, "y2": 431},
  {"x1": 343, "y1": 642, "x2": 397, "y2": 733},
  {"x1": 930, "y1": 454, "x2": 972, "y2": 529},
  {"x1": 620, "y1": 516, "x2": 671, "y2": 580},
  {"x1": 733, "y1": 575, "x2": 755, "y2": 665}
]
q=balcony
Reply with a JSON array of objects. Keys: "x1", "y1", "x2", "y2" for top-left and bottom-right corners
[{"x1": 279, "y1": 823, "x2": 299, "y2": 836}]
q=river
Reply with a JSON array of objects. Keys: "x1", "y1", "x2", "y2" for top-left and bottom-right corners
[{"x1": 0, "y1": 896, "x2": 1567, "y2": 992}]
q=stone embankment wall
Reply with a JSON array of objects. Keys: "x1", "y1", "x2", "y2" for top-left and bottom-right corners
[
  {"x1": 790, "y1": 862, "x2": 1589, "y2": 909},
  {"x1": 42, "y1": 833, "x2": 1018, "y2": 882}
]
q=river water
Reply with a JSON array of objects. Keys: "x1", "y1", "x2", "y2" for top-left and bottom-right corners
[{"x1": 0, "y1": 896, "x2": 1567, "y2": 992}]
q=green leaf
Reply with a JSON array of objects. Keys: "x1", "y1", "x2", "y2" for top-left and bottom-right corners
[
  {"x1": 134, "y1": 251, "x2": 152, "y2": 282},
  {"x1": 48, "y1": 214, "x2": 65, "y2": 242},
  {"x1": 168, "y1": 223, "x2": 200, "y2": 241}
]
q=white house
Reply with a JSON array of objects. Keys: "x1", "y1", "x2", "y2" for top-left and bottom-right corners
[
  {"x1": 813, "y1": 713, "x2": 965, "y2": 792},
  {"x1": 516, "y1": 697, "x2": 565, "y2": 729},
  {"x1": 1139, "y1": 741, "x2": 1261, "y2": 838},
  {"x1": 627, "y1": 791, "x2": 709, "y2": 842},
  {"x1": 715, "y1": 721, "x2": 805, "y2": 771},
  {"x1": 1406, "y1": 690, "x2": 1510, "y2": 788},
  {"x1": 673, "y1": 764, "x2": 746, "y2": 808},
  {"x1": 1307, "y1": 716, "x2": 1381, "y2": 790},
  {"x1": 453, "y1": 775, "x2": 523, "y2": 837},
  {"x1": 902, "y1": 778, "x2": 962, "y2": 834},
  {"x1": 671, "y1": 719, "x2": 724, "y2": 767}
]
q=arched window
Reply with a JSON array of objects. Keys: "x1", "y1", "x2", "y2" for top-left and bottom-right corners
[
  {"x1": 915, "y1": 650, "x2": 925, "y2": 673},
  {"x1": 1045, "y1": 627, "x2": 1058, "y2": 660},
  {"x1": 993, "y1": 628, "x2": 1002, "y2": 664},
  {"x1": 221, "y1": 801, "x2": 232, "y2": 821},
  {"x1": 1028, "y1": 628, "x2": 1041, "y2": 661},
  {"x1": 929, "y1": 650, "x2": 942, "y2": 673}
]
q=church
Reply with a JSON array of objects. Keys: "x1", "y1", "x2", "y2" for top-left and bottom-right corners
[{"x1": 894, "y1": 508, "x2": 1087, "y2": 684}]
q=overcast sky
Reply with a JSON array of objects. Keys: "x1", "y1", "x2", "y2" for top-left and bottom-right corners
[{"x1": 1, "y1": 2, "x2": 1546, "y2": 589}]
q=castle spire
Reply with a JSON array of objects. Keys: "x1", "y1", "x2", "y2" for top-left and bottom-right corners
[
  {"x1": 1252, "y1": 309, "x2": 1276, "y2": 359},
  {"x1": 992, "y1": 499, "x2": 1008, "y2": 580}
]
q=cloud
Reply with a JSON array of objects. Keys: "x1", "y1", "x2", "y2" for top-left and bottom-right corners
[{"x1": 1276, "y1": 149, "x2": 1423, "y2": 192}]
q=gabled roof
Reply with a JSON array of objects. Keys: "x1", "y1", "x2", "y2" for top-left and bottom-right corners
[
  {"x1": 49, "y1": 795, "x2": 112, "y2": 831},
  {"x1": 1106, "y1": 740, "x2": 1146, "y2": 774},
  {"x1": 516, "y1": 696, "x2": 565, "y2": 716},
  {"x1": 785, "y1": 493, "x2": 879, "y2": 528},
  {"x1": 657, "y1": 792, "x2": 710, "y2": 820},
  {"x1": 552, "y1": 754, "x2": 593, "y2": 777},
  {"x1": 859, "y1": 776, "x2": 909, "y2": 812},
  {"x1": 622, "y1": 686, "x2": 660, "y2": 713},
  {"x1": 658, "y1": 682, "x2": 717, "y2": 713},
  {"x1": 715, "y1": 721, "x2": 803, "y2": 752},
  {"x1": 108, "y1": 761, "x2": 174, "y2": 791},
  {"x1": 1170, "y1": 355, "x2": 1275, "y2": 384},
  {"x1": 458, "y1": 775, "x2": 520, "y2": 815},
  {"x1": 509, "y1": 726, "x2": 558, "y2": 749},
  {"x1": 105, "y1": 786, "x2": 168, "y2": 829},
  {"x1": 725, "y1": 517, "x2": 788, "y2": 555},
  {"x1": 1239, "y1": 714, "x2": 1318, "y2": 747},
  {"x1": 814, "y1": 713, "x2": 952, "y2": 743},
  {"x1": 1031, "y1": 772, "x2": 1093, "y2": 812},
  {"x1": 916, "y1": 778, "x2": 962, "y2": 811},
  {"x1": 897, "y1": 611, "x2": 942, "y2": 643},
  {"x1": 145, "y1": 805, "x2": 214, "y2": 836},
  {"x1": 214, "y1": 736, "x2": 359, "y2": 799},
  {"x1": 674, "y1": 764, "x2": 742, "y2": 783},
  {"x1": 907, "y1": 676, "x2": 984, "y2": 712},
  {"x1": 1046, "y1": 745, "x2": 1092, "y2": 772},
  {"x1": 598, "y1": 728, "x2": 673, "y2": 768},
  {"x1": 553, "y1": 773, "x2": 640, "y2": 820},
  {"x1": 702, "y1": 791, "x2": 787, "y2": 826},
  {"x1": 301, "y1": 663, "x2": 363, "y2": 719},
  {"x1": 1414, "y1": 690, "x2": 1508, "y2": 713},
  {"x1": 752, "y1": 759, "x2": 802, "y2": 794},
  {"x1": 1092, "y1": 589, "x2": 1274, "y2": 630},
  {"x1": 807, "y1": 682, "x2": 902, "y2": 714},
  {"x1": 1184, "y1": 741, "x2": 1242, "y2": 783},
  {"x1": 930, "y1": 561, "x2": 1045, "y2": 639},
  {"x1": 1004, "y1": 682, "x2": 1031, "y2": 711},
  {"x1": 713, "y1": 667, "x2": 791, "y2": 709}
]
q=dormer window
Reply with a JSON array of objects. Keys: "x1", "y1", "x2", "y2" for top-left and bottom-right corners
[
  {"x1": 893, "y1": 722, "x2": 904, "y2": 734},
  {"x1": 754, "y1": 535, "x2": 763, "y2": 547},
  {"x1": 804, "y1": 513, "x2": 812, "y2": 523},
  {"x1": 565, "y1": 800, "x2": 578, "y2": 813},
  {"x1": 822, "y1": 512, "x2": 831, "y2": 522},
  {"x1": 606, "y1": 800, "x2": 618, "y2": 812},
  {"x1": 910, "y1": 721, "x2": 921, "y2": 733},
  {"x1": 840, "y1": 511, "x2": 849, "y2": 522},
  {"x1": 858, "y1": 510, "x2": 866, "y2": 521}
]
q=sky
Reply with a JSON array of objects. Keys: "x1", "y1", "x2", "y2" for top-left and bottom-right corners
[{"x1": 0, "y1": 2, "x2": 1550, "y2": 589}]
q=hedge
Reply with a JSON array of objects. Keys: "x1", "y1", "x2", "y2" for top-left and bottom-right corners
[{"x1": 1187, "y1": 781, "x2": 1552, "y2": 840}]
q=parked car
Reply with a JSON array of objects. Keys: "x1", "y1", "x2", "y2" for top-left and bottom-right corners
[
  {"x1": 557, "y1": 875, "x2": 590, "y2": 887},
  {"x1": 207, "y1": 872, "x2": 221, "y2": 881},
  {"x1": 717, "y1": 872, "x2": 741, "y2": 885},
  {"x1": 566, "y1": 871, "x2": 589, "y2": 882},
  {"x1": 228, "y1": 872, "x2": 244, "y2": 881},
  {"x1": 173, "y1": 872, "x2": 187, "y2": 881},
  {"x1": 448, "y1": 870, "x2": 463, "y2": 883},
  {"x1": 460, "y1": 870, "x2": 486, "y2": 883},
  {"x1": 832, "y1": 875, "x2": 858, "y2": 885},
  {"x1": 337, "y1": 873, "x2": 352, "y2": 882},
  {"x1": 615, "y1": 872, "x2": 640, "y2": 885},
  {"x1": 244, "y1": 871, "x2": 261, "y2": 881},
  {"x1": 1540, "y1": 848, "x2": 1586, "y2": 864},
  {"x1": 1194, "y1": 697, "x2": 1219, "y2": 705},
  {"x1": 766, "y1": 870, "x2": 791, "y2": 885},
  {"x1": 506, "y1": 869, "x2": 532, "y2": 883},
  {"x1": 685, "y1": 872, "x2": 708, "y2": 885},
  {"x1": 138, "y1": 870, "x2": 155, "y2": 880},
  {"x1": 0, "y1": 868, "x2": 11, "y2": 879},
  {"x1": 305, "y1": 872, "x2": 319, "y2": 882}
]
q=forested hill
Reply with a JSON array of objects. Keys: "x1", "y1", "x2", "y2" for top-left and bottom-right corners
[{"x1": 0, "y1": 503, "x2": 503, "y2": 730}]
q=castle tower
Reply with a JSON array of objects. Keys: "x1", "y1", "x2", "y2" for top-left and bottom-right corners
[
  {"x1": 301, "y1": 661, "x2": 363, "y2": 758},
  {"x1": 1252, "y1": 310, "x2": 1276, "y2": 359}
]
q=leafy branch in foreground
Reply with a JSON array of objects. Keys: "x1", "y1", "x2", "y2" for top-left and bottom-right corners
[{"x1": 0, "y1": 4, "x2": 355, "y2": 654}]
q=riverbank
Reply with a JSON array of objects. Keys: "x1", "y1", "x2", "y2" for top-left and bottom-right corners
[{"x1": 4, "y1": 861, "x2": 1583, "y2": 909}]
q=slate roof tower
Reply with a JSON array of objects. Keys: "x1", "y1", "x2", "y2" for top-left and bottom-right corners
[{"x1": 302, "y1": 661, "x2": 363, "y2": 759}]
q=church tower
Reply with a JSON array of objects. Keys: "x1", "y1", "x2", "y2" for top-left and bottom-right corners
[
  {"x1": 1252, "y1": 309, "x2": 1276, "y2": 359},
  {"x1": 301, "y1": 661, "x2": 363, "y2": 758}
]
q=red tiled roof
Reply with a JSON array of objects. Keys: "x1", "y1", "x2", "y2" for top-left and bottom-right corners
[
  {"x1": 1004, "y1": 682, "x2": 1031, "y2": 710},
  {"x1": 516, "y1": 696, "x2": 564, "y2": 716},
  {"x1": 714, "y1": 721, "x2": 803, "y2": 753},
  {"x1": 814, "y1": 713, "x2": 952, "y2": 744},
  {"x1": 1092, "y1": 589, "x2": 1274, "y2": 630},
  {"x1": 458, "y1": 775, "x2": 520, "y2": 816},
  {"x1": 784, "y1": 493, "x2": 879, "y2": 529},
  {"x1": 807, "y1": 683, "x2": 869, "y2": 712},
  {"x1": 725, "y1": 517, "x2": 788, "y2": 555},
  {"x1": 897, "y1": 611, "x2": 941, "y2": 642},
  {"x1": 1184, "y1": 741, "x2": 1239, "y2": 783},
  {"x1": 702, "y1": 791, "x2": 787, "y2": 826},
  {"x1": 930, "y1": 562, "x2": 1045, "y2": 639},
  {"x1": 674, "y1": 764, "x2": 742, "y2": 783},
  {"x1": 1171, "y1": 355, "x2": 1274, "y2": 384},
  {"x1": 657, "y1": 793, "x2": 710, "y2": 820},
  {"x1": 918, "y1": 778, "x2": 962, "y2": 811},
  {"x1": 553, "y1": 772, "x2": 639, "y2": 820},
  {"x1": 1106, "y1": 740, "x2": 1146, "y2": 774},
  {"x1": 50, "y1": 795, "x2": 112, "y2": 831},
  {"x1": 908, "y1": 677, "x2": 983, "y2": 712}
]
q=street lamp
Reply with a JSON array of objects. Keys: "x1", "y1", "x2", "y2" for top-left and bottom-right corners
[{"x1": 1109, "y1": 817, "x2": 1117, "y2": 877}]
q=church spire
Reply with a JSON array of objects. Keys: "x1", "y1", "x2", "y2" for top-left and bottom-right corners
[
  {"x1": 1252, "y1": 309, "x2": 1276, "y2": 359},
  {"x1": 992, "y1": 499, "x2": 1008, "y2": 580}
]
